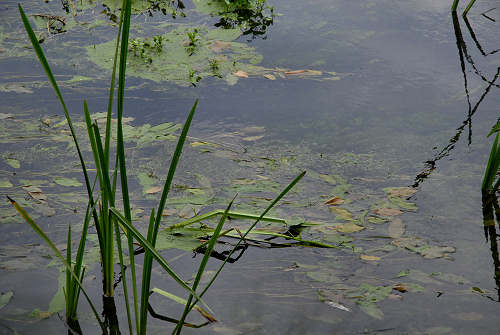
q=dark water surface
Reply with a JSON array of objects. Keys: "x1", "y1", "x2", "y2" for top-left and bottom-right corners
[{"x1": 1, "y1": 0, "x2": 500, "y2": 334}]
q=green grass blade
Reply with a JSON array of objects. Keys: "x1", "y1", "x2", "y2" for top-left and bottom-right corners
[
  {"x1": 8, "y1": 196, "x2": 107, "y2": 334},
  {"x1": 174, "y1": 198, "x2": 233, "y2": 334},
  {"x1": 109, "y1": 207, "x2": 210, "y2": 309},
  {"x1": 463, "y1": 0, "x2": 477, "y2": 16},
  {"x1": 155, "y1": 100, "x2": 197, "y2": 238},
  {"x1": 139, "y1": 209, "x2": 156, "y2": 334},
  {"x1": 166, "y1": 209, "x2": 286, "y2": 231},
  {"x1": 451, "y1": 0, "x2": 460, "y2": 11},
  {"x1": 482, "y1": 132, "x2": 500, "y2": 191},
  {"x1": 139, "y1": 99, "x2": 197, "y2": 334},
  {"x1": 175, "y1": 171, "x2": 305, "y2": 335},
  {"x1": 18, "y1": 4, "x2": 101, "y2": 248}
]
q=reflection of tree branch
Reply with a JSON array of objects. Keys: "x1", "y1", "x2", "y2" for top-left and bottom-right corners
[
  {"x1": 413, "y1": 67, "x2": 500, "y2": 187},
  {"x1": 413, "y1": 13, "x2": 500, "y2": 187}
]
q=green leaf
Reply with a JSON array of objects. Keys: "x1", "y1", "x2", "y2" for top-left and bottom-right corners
[
  {"x1": 0, "y1": 291, "x2": 13, "y2": 310},
  {"x1": 53, "y1": 177, "x2": 83, "y2": 187}
]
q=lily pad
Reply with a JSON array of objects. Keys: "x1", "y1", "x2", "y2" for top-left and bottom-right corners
[{"x1": 53, "y1": 177, "x2": 82, "y2": 187}]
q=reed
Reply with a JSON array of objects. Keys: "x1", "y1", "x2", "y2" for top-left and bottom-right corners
[
  {"x1": 12, "y1": 1, "x2": 303, "y2": 333},
  {"x1": 482, "y1": 131, "x2": 500, "y2": 194},
  {"x1": 452, "y1": 0, "x2": 479, "y2": 16}
]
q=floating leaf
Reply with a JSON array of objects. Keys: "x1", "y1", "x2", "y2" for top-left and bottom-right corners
[
  {"x1": 336, "y1": 222, "x2": 364, "y2": 233},
  {"x1": 384, "y1": 187, "x2": 417, "y2": 198},
  {"x1": 263, "y1": 74, "x2": 276, "y2": 80},
  {"x1": 375, "y1": 208, "x2": 402, "y2": 217},
  {"x1": 53, "y1": 177, "x2": 82, "y2": 187},
  {"x1": 0, "y1": 179, "x2": 13, "y2": 188},
  {"x1": 393, "y1": 237, "x2": 455, "y2": 259},
  {"x1": 319, "y1": 174, "x2": 337, "y2": 185},
  {"x1": 392, "y1": 284, "x2": 407, "y2": 293},
  {"x1": 145, "y1": 186, "x2": 162, "y2": 194},
  {"x1": 358, "y1": 301, "x2": 384, "y2": 319},
  {"x1": 4, "y1": 158, "x2": 20, "y2": 169},
  {"x1": 367, "y1": 216, "x2": 387, "y2": 224},
  {"x1": 388, "y1": 218, "x2": 405, "y2": 238},
  {"x1": 0, "y1": 113, "x2": 13, "y2": 120},
  {"x1": 324, "y1": 196, "x2": 344, "y2": 206},
  {"x1": 360, "y1": 254, "x2": 380, "y2": 261},
  {"x1": 285, "y1": 69, "x2": 307, "y2": 75},
  {"x1": 429, "y1": 272, "x2": 470, "y2": 285},
  {"x1": 22, "y1": 186, "x2": 47, "y2": 201},
  {"x1": 233, "y1": 70, "x2": 248, "y2": 78},
  {"x1": 0, "y1": 291, "x2": 13, "y2": 310},
  {"x1": 330, "y1": 207, "x2": 353, "y2": 221},
  {"x1": 162, "y1": 208, "x2": 177, "y2": 216},
  {"x1": 325, "y1": 301, "x2": 350, "y2": 312},
  {"x1": 389, "y1": 196, "x2": 418, "y2": 211},
  {"x1": 241, "y1": 135, "x2": 264, "y2": 141},
  {"x1": 191, "y1": 141, "x2": 217, "y2": 147}
]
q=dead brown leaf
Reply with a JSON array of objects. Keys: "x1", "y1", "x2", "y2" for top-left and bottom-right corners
[
  {"x1": 360, "y1": 254, "x2": 381, "y2": 261},
  {"x1": 145, "y1": 186, "x2": 162, "y2": 194},
  {"x1": 386, "y1": 187, "x2": 417, "y2": 198},
  {"x1": 263, "y1": 74, "x2": 276, "y2": 80},
  {"x1": 233, "y1": 70, "x2": 248, "y2": 78},
  {"x1": 23, "y1": 186, "x2": 47, "y2": 202},
  {"x1": 388, "y1": 218, "x2": 405, "y2": 238},
  {"x1": 285, "y1": 69, "x2": 307, "y2": 75},
  {"x1": 392, "y1": 284, "x2": 407, "y2": 293},
  {"x1": 324, "y1": 196, "x2": 344, "y2": 206},
  {"x1": 375, "y1": 208, "x2": 403, "y2": 217},
  {"x1": 211, "y1": 40, "x2": 231, "y2": 52}
]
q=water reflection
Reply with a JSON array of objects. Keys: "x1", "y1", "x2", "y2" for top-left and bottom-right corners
[
  {"x1": 482, "y1": 192, "x2": 500, "y2": 301},
  {"x1": 413, "y1": 11, "x2": 500, "y2": 187}
]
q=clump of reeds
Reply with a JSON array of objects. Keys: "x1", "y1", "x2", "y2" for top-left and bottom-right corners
[{"x1": 11, "y1": 1, "x2": 304, "y2": 334}]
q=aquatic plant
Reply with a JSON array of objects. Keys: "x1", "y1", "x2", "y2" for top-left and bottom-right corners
[
  {"x1": 482, "y1": 130, "x2": 500, "y2": 194},
  {"x1": 11, "y1": 1, "x2": 304, "y2": 334},
  {"x1": 451, "y1": 0, "x2": 478, "y2": 16}
]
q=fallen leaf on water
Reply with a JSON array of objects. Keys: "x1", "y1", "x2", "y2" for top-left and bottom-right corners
[
  {"x1": 263, "y1": 74, "x2": 276, "y2": 80},
  {"x1": 4, "y1": 158, "x2": 20, "y2": 169},
  {"x1": 233, "y1": 70, "x2": 248, "y2": 78},
  {"x1": 392, "y1": 284, "x2": 407, "y2": 293},
  {"x1": 324, "y1": 196, "x2": 344, "y2": 206},
  {"x1": 145, "y1": 186, "x2": 162, "y2": 194},
  {"x1": 384, "y1": 187, "x2": 417, "y2": 198},
  {"x1": 336, "y1": 222, "x2": 364, "y2": 233},
  {"x1": 330, "y1": 207, "x2": 353, "y2": 221},
  {"x1": 0, "y1": 113, "x2": 13, "y2": 120},
  {"x1": 242, "y1": 135, "x2": 264, "y2": 141},
  {"x1": 360, "y1": 254, "x2": 380, "y2": 261},
  {"x1": 191, "y1": 141, "x2": 217, "y2": 147},
  {"x1": 0, "y1": 291, "x2": 13, "y2": 310},
  {"x1": 285, "y1": 69, "x2": 307, "y2": 75},
  {"x1": 388, "y1": 218, "x2": 405, "y2": 238},
  {"x1": 23, "y1": 185, "x2": 47, "y2": 201},
  {"x1": 162, "y1": 209, "x2": 177, "y2": 216},
  {"x1": 375, "y1": 208, "x2": 403, "y2": 217},
  {"x1": 388, "y1": 294, "x2": 403, "y2": 300},
  {"x1": 211, "y1": 40, "x2": 231, "y2": 52},
  {"x1": 325, "y1": 301, "x2": 350, "y2": 312}
]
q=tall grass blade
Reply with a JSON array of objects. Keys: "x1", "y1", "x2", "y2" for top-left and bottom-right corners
[
  {"x1": 463, "y1": 0, "x2": 477, "y2": 16},
  {"x1": 7, "y1": 196, "x2": 107, "y2": 334},
  {"x1": 18, "y1": 4, "x2": 99, "y2": 231},
  {"x1": 173, "y1": 171, "x2": 306, "y2": 335},
  {"x1": 109, "y1": 207, "x2": 210, "y2": 309},
  {"x1": 138, "y1": 99, "x2": 198, "y2": 335},
  {"x1": 173, "y1": 198, "x2": 233, "y2": 334},
  {"x1": 452, "y1": 0, "x2": 460, "y2": 11}
]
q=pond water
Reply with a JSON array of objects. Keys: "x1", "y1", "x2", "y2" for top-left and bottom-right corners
[{"x1": 1, "y1": 0, "x2": 500, "y2": 334}]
